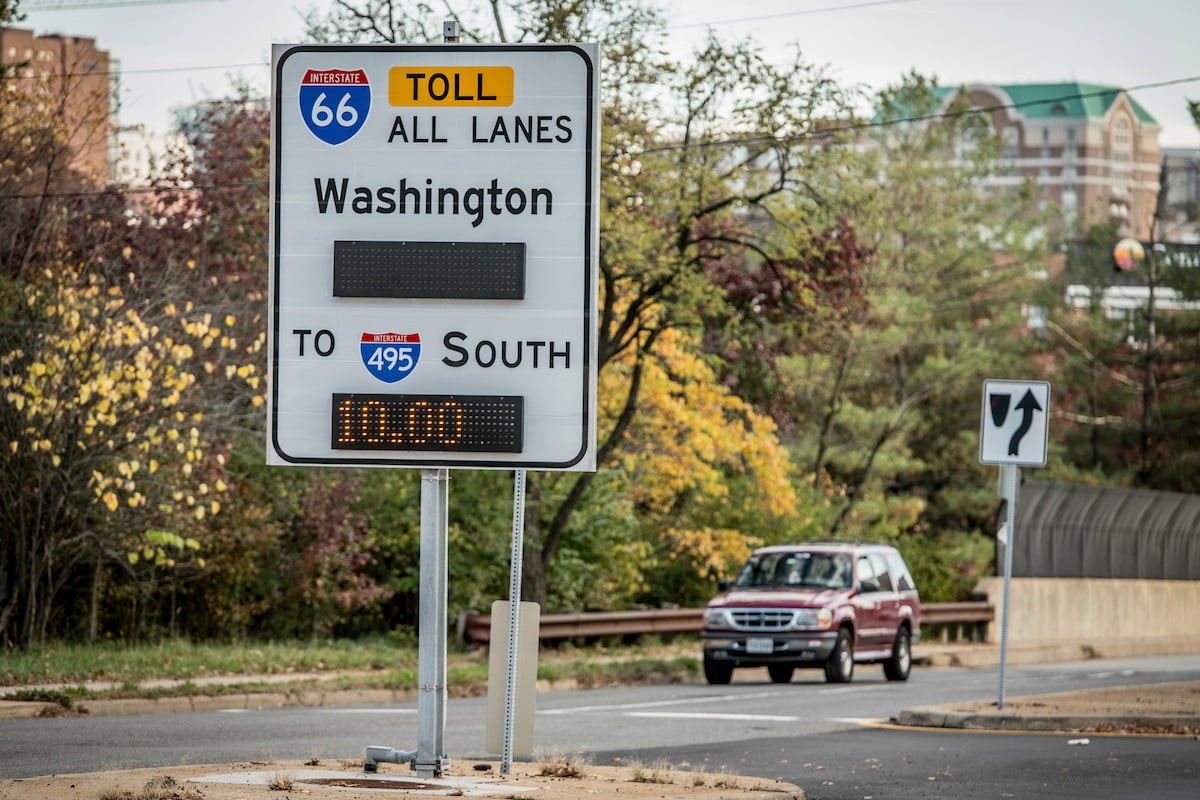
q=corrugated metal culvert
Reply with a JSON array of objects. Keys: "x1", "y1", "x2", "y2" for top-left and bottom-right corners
[{"x1": 1010, "y1": 480, "x2": 1200, "y2": 579}]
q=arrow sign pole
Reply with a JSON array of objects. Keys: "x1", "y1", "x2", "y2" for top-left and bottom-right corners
[{"x1": 997, "y1": 464, "x2": 1018, "y2": 710}]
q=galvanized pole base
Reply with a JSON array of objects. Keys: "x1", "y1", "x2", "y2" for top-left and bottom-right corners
[
  {"x1": 415, "y1": 468, "x2": 450, "y2": 777},
  {"x1": 997, "y1": 464, "x2": 1019, "y2": 711}
]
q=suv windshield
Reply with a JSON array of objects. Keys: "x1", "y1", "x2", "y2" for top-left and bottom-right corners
[{"x1": 733, "y1": 551, "x2": 852, "y2": 590}]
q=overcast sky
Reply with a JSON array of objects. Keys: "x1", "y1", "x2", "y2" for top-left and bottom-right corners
[{"x1": 20, "y1": 0, "x2": 1200, "y2": 147}]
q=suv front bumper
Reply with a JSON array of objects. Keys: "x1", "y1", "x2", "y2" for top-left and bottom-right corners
[{"x1": 701, "y1": 630, "x2": 839, "y2": 666}]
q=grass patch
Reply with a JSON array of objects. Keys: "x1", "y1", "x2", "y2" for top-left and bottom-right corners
[
  {"x1": 98, "y1": 775, "x2": 202, "y2": 800},
  {"x1": 0, "y1": 637, "x2": 419, "y2": 686},
  {"x1": 266, "y1": 771, "x2": 295, "y2": 791},
  {"x1": 628, "y1": 759, "x2": 675, "y2": 784},
  {"x1": 0, "y1": 637, "x2": 703, "y2": 702},
  {"x1": 536, "y1": 752, "x2": 591, "y2": 778}
]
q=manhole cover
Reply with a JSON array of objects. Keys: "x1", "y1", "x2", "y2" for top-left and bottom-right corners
[{"x1": 303, "y1": 777, "x2": 441, "y2": 790}]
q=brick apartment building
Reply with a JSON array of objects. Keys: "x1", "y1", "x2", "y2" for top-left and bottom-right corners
[
  {"x1": 941, "y1": 82, "x2": 1162, "y2": 242},
  {"x1": 0, "y1": 25, "x2": 112, "y2": 184}
]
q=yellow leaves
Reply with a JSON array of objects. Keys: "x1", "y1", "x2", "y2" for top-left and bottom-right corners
[
  {"x1": 9, "y1": 262, "x2": 247, "y2": 556},
  {"x1": 603, "y1": 327, "x2": 798, "y2": 526}
]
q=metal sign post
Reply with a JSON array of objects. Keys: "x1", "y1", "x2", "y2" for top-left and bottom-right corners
[
  {"x1": 269, "y1": 28, "x2": 598, "y2": 779},
  {"x1": 979, "y1": 380, "x2": 1050, "y2": 711},
  {"x1": 415, "y1": 468, "x2": 450, "y2": 776},
  {"x1": 503, "y1": 469, "x2": 526, "y2": 774},
  {"x1": 997, "y1": 463, "x2": 1018, "y2": 710}
]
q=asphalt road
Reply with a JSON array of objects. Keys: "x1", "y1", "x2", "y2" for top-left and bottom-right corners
[{"x1": 2, "y1": 654, "x2": 1198, "y2": 798}]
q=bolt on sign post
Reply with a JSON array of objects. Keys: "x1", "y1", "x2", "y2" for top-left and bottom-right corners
[
  {"x1": 268, "y1": 40, "x2": 599, "y2": 776},
  {"x1": 979, "y1": 379, "x2": 1050, "y2": 710}
]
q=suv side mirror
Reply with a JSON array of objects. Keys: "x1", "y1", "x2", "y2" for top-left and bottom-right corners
[
  {"x1": 859, "y1": 579, "x2": 880, "y2": 594},
  {"x1": 718, "y1": 579, "x2": 732, "y2": 592}
]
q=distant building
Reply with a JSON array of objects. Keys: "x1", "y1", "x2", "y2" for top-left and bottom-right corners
[
  {"x1": 1160, "y1": 148, "x2": 1200, "y2": 244},
  {"x1": 0, "y1": 25, "x2": 113, "y2": 185},
  {"x1": 939, "y1": 82, "x2": 1161, "y2": 241},
  {"x1": 113, "y1": 124, "x2": 189, "y2": 187}
]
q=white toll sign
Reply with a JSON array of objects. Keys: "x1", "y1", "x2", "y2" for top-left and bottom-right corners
[{"x1": 268, "y1": 44, "x2": 599, "y2": 470}]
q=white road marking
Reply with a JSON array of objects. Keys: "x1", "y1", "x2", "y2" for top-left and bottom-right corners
[
  {"x1": 313, "y1": 708, "x2": 418, "y2": 714},
  {"x1": 539, "y1": 690, "x2": 785, "y2": 715},
  {"x1": 625, "y1": 711, "x2": 799, "y2": 722}
]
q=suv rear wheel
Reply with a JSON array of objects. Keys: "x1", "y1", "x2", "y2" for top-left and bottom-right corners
[
  {"x1": 703, "y1": 655, "x2": 733, "y2": 685},
  {"x1": 883, "y1": 627, "x2": 912, "y2": 681},
  {"x1": 823, "y1": 628, "x2": 854, "y2": 683}
]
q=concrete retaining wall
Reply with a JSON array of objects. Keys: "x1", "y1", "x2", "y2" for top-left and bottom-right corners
[{"x1": 974, "y1": 577, "x2": 1200, "y2": 650}]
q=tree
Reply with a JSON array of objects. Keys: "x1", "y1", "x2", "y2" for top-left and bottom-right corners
[
  {"x1": 303, "y1": 0, "x2": 860, "y2": 606},
  {"x1": 0, "y1": 65, "x2": 268, "y2": 646},
  {"x1": 1045, "y1": 221, "x2": 1200, "y2": 492},
  {"x1": 753, "y1": 74, "x2": 1049, "y2": 596},
  {"x1": 0, "y1": 263, "x2": 260, "y2": 645}
]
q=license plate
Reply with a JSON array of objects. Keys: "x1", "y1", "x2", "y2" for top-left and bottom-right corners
[{"x1": 746, "y1": 638, "x2": 774, "y2": 655}]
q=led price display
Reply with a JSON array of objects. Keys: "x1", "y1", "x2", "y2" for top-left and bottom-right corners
[{"x1": 332, "y1": 393, "x2": 523, "y2": 453}]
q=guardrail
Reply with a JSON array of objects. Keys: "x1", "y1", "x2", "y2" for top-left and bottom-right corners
[{"x1": 460, "y1": 602, "x2": 994, "y2": 646}]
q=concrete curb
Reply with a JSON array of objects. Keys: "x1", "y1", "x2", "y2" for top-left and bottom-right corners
[{"x1": 895, "y1": 706, "x2": 1200, "y2": 735}]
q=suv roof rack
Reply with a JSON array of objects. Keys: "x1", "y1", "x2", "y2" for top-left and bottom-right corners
[{"x1": 782, "y1": 538, "x2": 893, "y2": 548}]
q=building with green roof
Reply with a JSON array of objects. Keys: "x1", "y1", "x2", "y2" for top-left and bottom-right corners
[{"x1": 937, "y1": 82, "x2": 1161, "y2": 240}]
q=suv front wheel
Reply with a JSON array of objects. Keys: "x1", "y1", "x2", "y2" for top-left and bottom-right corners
[
  {"x1": 703, "y1": 655, "x2": 733, "y2": 685},
  {"x1": 883, "y1": 627, "x2": 912, "y2": 681},
  {"x1": 823, "y1": 628, "x2": 854, "y2": 683}
]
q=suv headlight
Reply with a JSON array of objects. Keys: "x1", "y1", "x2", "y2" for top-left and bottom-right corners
[
  {"x1": 793, "y1": 609, "x2": 833, "y2": 630},
  {"x1": 704, "y1": 608, "x2": 732, "y2": 629}
]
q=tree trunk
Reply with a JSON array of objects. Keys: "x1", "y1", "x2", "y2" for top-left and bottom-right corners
[{"x1": 520, "y1": 477, "x2": 547, "y2": 605}]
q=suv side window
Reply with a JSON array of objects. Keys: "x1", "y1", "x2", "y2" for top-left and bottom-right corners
[
  {"x1": 885, "y1": 551, "x2": 916, "y2": 592},
  {"x1": 856, "y1": 555, "x2": 873, "y2": 586},
  {"x1": 868, "y1": 553, "x2": 894, "y2": 592}
]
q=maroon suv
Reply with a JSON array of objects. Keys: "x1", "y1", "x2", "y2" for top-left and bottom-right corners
[{"x1": 701, "y1": 542, "x2": 921, "y2": 684}]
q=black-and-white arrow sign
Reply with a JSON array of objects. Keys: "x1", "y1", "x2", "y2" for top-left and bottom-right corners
[{"x1": 979, "y1": 380, "x2": 1050, "y2": 467}]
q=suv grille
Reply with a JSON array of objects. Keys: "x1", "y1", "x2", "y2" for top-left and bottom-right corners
[{"x1": 728, "y1": 609, "x2": 796, "y2": 631}]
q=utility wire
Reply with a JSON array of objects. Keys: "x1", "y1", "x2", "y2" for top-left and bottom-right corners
[
  {"x1": 668, "y1": 0, "x2": 919, "y2": 29},
  {"x1": 632, "y1": 75, "x2": 1200, "y2": 156},
  {"x1": 21, "y1": 0, "x2": 218, "y2": 10},
  {"x1": 2, "y1": 75, "x2": 1197, "y2": 201}
]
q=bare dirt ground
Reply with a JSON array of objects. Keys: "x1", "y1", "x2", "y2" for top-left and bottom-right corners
[
  {"x1": 901, "y1": 679, "x2": 1200, "y2": 735},
  {"x1": 0, "y1": 758, "x2": 804, "y2": 800},
  {"x1": 947, "y1": 679, "x2": 1200, "y2": 717}
]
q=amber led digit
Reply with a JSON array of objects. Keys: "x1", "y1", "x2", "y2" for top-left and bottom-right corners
[{"x1": 332, "y1": 393, "x2": 523, "y2": 453}]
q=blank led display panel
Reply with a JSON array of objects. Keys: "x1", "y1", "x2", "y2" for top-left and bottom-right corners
[{"x1": 333, "y1": 240, "x2": 525, "y2": 300}]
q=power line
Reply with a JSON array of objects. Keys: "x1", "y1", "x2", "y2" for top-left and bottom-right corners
[
  {"x1": 668, "y1": 0, "x2": 919, "y2": 30},
  {"x1": 4, "y1": 76, "x2": 1198, "y2": 202},
  {"x1": 631, "y1": 75, "x2": 1200, "y2": 156},
  {"x1": 21, "y1": 0, "x2": 219, "y2": 9}
]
